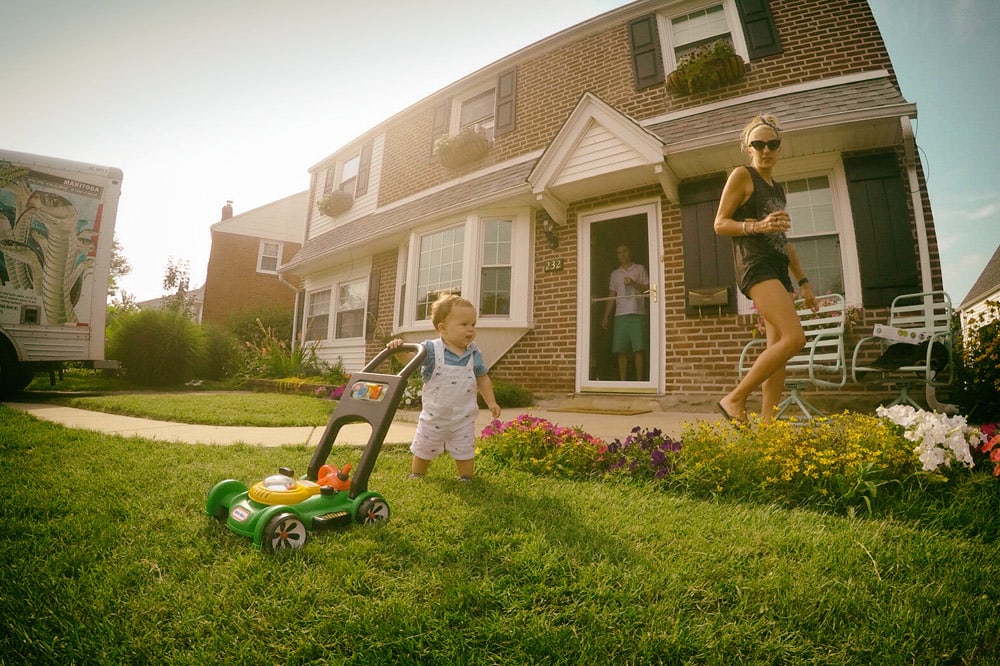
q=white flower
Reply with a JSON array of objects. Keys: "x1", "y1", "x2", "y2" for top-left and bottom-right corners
[{"x1": 876, "y1": 405, "x2": 979, "y2": 473}]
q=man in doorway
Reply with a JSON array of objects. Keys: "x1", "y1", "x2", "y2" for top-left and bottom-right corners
[{"x1": 601, "y1": 244, "x2": 649, "y2": 381}]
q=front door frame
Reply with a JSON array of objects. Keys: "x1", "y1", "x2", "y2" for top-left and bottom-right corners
[{"x1": 577, "y1": 200, "x2": 663, "y2": 394}]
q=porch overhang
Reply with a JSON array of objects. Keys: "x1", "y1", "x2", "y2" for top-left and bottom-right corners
[{"x1": 527, "y1": 92, "x2": 678, "y2": 224}]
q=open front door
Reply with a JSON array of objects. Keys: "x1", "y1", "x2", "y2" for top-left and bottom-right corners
[{"x1": 578, "y1": 202, "x2": 662, "y2": 393}]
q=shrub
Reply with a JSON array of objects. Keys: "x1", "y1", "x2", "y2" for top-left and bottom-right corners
[
  {"x1": 479, "y1": 414, "x2": 606, "y2": 479},
  {"x1": 954, "y1": 300, "x2": 1000, "y2": 423},
  {"x1": 480, "y1": 381, "x2": 533, "y2": 409},
  {"x1": 197, "y1": 323, "x2": 236, "y2": 380},
  {"x1": 235, "y1": 319, "x2": 326, "y2": 379},
  {"x1": 106, "y1": 309, "x2": 206, "y2": 386}
]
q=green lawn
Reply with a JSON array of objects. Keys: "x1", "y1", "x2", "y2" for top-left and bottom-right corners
[{"x1": 1, "y1": 405, "x2": 997, "y2": 664}]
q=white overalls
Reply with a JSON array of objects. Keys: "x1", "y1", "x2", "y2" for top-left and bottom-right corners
[{"x1": 411, "y1": 338, "x2": 479, "y2": 461}]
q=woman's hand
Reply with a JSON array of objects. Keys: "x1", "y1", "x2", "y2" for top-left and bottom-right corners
[
  {"x1": 800, "y1": 282, "x2": 818, "y2": 312},
  {"x1": 760, "y1": 211, "x2": 791, "y2": 233},
  {"x1": 385, "y1": 338, "x2": 404, "y2": 349}
]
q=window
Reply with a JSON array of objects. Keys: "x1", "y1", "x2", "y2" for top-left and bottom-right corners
[
  {"x1": 479, "y1": 219, "x2": 511, "y2": 316},
  {"x1": 459, "y1": 88, "x2": 495, "y2": 140},
  {"x1": 305, "y1": 289, "x2": 331, "y2": 341},
  {"x1": 670, "y1": 4, "x2": 731, "y2": 60},
  {"x1": 656, "y1": 0, "x2": 751, "y2": 71},
  {"x1": 339, "y1": 155, "x2": 360, "y2": 195},
  {"x1": 257, "y1": 241, "x2": 281, "y2": 274},
  {"x1": 415, "y1": 226, "x2": 464, "y2": 321},
  {"x1": 335, "y1": 279, "x2": 366, "y2": 339},
  {"x1": 785, "y1": 176, "x2": 844, "y2": 295},
  {"x1": 400, "y1": 211, "x2": 530, "y2": 329}
]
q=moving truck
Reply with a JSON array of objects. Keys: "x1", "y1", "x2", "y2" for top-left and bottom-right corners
[{"x1": 0, "y1": 149, "x2": 123, "y2": 396}]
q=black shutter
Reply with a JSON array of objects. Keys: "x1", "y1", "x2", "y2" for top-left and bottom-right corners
[
  {"x1": 680, "y1": 176, "x2": 735, "y2": 316},
  {"x1": 430, "y1": 101, "x2": 450, "y2": 161},
  {"x1": 628, "y1": 14, "x2": 665, "y2": 89},
  {"x1": 494, "y1": 68, "x2": 516, "y2": 137},
  {"x1": 735, "y1": 0, "x2": 782, "y2": 59},
  {"x1": 355, "y1": 140, "x2": 372, "y2": 197},
  {"x1": 844, "y1": 153, "x2": 919, "y2": 307}
]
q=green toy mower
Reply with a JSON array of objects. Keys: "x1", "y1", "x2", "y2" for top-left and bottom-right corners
[{"x1": 205, "y1": 343, "x2": 425, "y2": 552}]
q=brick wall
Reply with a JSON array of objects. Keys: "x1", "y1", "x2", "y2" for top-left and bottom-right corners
[{"x1": 202, "y1": 231, "x2": 299, "y2": 326}]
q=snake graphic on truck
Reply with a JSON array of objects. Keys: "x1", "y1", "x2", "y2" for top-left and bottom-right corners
[{"x1": 0, "y1": 150, "x2": 122, "y2": 396}]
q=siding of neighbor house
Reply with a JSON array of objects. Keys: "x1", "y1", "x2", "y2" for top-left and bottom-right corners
[{"x1": 283, "y1": 0, "x2": 941, "y2": 404}]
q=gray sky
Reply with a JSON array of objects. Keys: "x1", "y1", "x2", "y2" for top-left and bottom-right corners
[{"x1": 3, "y1": 0, "x2": 997, "y2": 305}]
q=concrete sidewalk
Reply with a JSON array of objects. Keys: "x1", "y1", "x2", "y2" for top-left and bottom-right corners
[{"x1": 4, "y1": 401, "x2": 717, "y2": 447}]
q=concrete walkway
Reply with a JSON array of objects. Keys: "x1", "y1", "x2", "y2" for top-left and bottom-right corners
[{"x1": 4, "y1": 401, "x2": 717, "y2": 447}]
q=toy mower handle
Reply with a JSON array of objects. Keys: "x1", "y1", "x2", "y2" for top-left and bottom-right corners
[{"x1": 362, "y1": 342, "x2": 427, "y2": 379}]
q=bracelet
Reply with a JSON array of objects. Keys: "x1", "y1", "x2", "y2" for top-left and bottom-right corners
[
  {"x1": 751, "y1": 220, "x2": 757, "y2": 234},
  {"x1": 741, "y1": 220, "x2": 747, "y2": 236},
  {"x1": 797, "y1": 277, "x2": 810, "y2": 287}
]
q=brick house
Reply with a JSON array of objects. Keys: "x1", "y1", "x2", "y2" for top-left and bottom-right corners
[
  {"x1": 281, "y1": 0, "x2": 941, "y2": 406},
  {"x1": 202, "y1": 193, "x2": 307, "y2": 326}
]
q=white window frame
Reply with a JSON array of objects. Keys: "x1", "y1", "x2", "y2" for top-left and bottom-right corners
[
  {"x1": 656, "y1": 0, "x2": 749, "y2": 73},
  {"x1": 304, "y1": 288, "x2": 332, "y2": 342},
  {"x1": 735, "y1": 153, "x2": 862, "y2": 314},
  {"x1": 339, "y1": 154, "x2": 360, "y2": 196},
  {"x1": 479, "y1": 218, "x2": 513, "y2": 318},
  {"x1": 450, "y1": 82, "x2": 496, "y2": 141},
  {"x1": 257, "y1": 240, "x2": 282, "y2": 274},
  {"x1": 334, "y1": 276, "x2": 367, "y2": 340},
  {"x1": 396, "y1": 209, "x2": 531, "y2": 331}
]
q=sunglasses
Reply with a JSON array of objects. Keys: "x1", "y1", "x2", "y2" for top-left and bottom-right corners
[{"x1": 748, "y1": 139, "x2": 782, "y2": 151}]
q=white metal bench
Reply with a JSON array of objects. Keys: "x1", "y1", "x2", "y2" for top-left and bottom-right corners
[
  {"x1": 851, "y1": 290, "x2": 953, "y2": 409},
  {"x1": 738, "y1": 293, "x2": 848, "y2": 420}
]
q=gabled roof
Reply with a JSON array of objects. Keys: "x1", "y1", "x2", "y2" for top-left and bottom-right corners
[
  {"x1": 960, "y1": 242, "x2": 1000, "y2": 309},
  {"x1": 211, "y1": 191, "x2": 308, "y2": 244},
  {"x1": 528, "y1": 92, "x2": 673, "y2": 221}
]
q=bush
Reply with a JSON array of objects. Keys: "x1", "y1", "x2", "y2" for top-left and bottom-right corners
[
  {"x1": 488, "y1": 381, "x2": 533, "y2": 408},
  {"x1": 106, "y1": 309, "x2": 206, "y2": 386},
  {"x1": 479, "y1": 414, "x2": 606, "y2": 479},
  {"x1": 197, "y1": 323, "x2": 236, "y2": 380},
  {"x1": 954, "y1": 300, "x2": 1000, "y2": 423}
]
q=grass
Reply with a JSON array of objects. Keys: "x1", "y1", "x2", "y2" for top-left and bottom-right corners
[{"x1": 2, "y1": 404, "x2": 998, "y2": 664}]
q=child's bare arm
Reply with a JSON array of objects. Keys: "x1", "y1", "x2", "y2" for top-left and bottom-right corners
[{"x1": 477, "y1": 374, "x2": 501, "y2": 418}]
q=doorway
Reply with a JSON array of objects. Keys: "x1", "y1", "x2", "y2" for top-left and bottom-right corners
[{"x1": 579, "y1": 203, "x2": 662, "y2": 392}]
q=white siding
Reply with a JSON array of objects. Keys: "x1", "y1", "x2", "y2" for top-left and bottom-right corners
[
  {"x1": 308, "y1": 134, "x2": 385, "y2": 240},
  {"x1": 554, "y1": 122, "x2": 648, "y2": 186}
]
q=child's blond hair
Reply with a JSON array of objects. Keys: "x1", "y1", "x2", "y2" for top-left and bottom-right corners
[{"x1": 430, "y1": 293, "x2": 475, "y2": 328}]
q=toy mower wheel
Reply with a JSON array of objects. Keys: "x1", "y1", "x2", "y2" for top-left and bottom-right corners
[
  {"x1": 262, "y1": 512, "x2": 308, "y2": 552},
  {"x1": 356, "y1": 497, "x2": 390, "y2": 525}
]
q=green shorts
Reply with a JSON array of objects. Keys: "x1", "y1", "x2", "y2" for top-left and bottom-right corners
[{"x1": 612, "y1": 314, "x2": 647, "y2": 353}]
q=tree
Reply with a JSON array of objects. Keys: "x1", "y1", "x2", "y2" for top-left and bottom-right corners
[
  {"x1": 108, "y1": 233, "x2": 131, "y2": 298},
  {"x1": 162, "y1": 257, "x2": 196, "y2": 316}
]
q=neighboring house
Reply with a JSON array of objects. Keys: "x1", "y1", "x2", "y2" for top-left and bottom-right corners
[
  {"x1": 137, "y1": 284, "x2": 205, "y2": 324},
  {"x1": 959, "y1": 243, "x2": 1000, "y2": 333},
  {"x1": 281, "y1": 0, "x2": 942, "y2": 403},
  {"x1": 202, "y1": 193, "x2": 307, "y2": 327}
]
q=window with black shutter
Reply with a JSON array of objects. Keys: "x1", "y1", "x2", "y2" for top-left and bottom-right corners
[
  {"x1": 844, "y1": 153, "x2": 919, "y2": 307},
  {"x1": 494, "y1": 68, "x2": 516, "y2": 137},
  {"x1": 734, "y1": 0, "x2": 782, "y2": 59},
  {"x1": 629, "y1": 14, "x2": 665, "y2": 89},
  {"x1": 680, "y1": 176, "x2": 736, "y2": 315}
]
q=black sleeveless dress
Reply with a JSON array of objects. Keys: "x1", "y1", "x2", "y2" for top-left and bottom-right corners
[{"x1": 731, "y1": 166, "x2": 790, "y2": 296}]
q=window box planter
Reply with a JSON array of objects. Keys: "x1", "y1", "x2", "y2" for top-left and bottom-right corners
[
  {"x1": 315, "y1": 190, "x2": 354, "y2": 217},
  {"x1": 666, "y1": 40, "x2": 746, "y2": 95},
  {"x1": 434, "y1": 129, "x2": 490, "y2": 169}
]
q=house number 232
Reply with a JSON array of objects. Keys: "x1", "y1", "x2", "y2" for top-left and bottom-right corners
[{"x1": 543, "y1": 258, "x2": 563, "y2": 272}]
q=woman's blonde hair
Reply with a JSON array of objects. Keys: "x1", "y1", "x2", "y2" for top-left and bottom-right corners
[
  {"x1": 430, "y1": 293, "x2": 475, "y2": 327},
  {"x1": 740, "y1": 114, "x2": 782, "y2": 147}
]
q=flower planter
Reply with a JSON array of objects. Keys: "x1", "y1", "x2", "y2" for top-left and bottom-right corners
[
  {"x1": 667, "y1": 47, "x2": 746, "y2": 95},
  {"x1": 316, "y1": 190, "x2": 354, "y2": 217},
  {"x1": 435, "y1": 131, "x2": 490, "y2": 169}
]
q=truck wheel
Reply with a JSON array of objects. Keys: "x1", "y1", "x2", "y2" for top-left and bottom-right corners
[
  {"x1": 0, "y1": 342, "x2": 32, "y2": 398},
  {"x1": 262, "y1": 513, "x2": 307, "y2": 552}
]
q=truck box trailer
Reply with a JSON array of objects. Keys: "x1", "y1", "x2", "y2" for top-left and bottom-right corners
[{"x1": 0, "y1": 149, "x2": 123, "y2": 396}]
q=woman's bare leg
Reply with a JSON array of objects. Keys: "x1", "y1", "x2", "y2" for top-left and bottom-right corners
[{"x1": 719, "y1": 280, "x2": 804, "y2": 420}]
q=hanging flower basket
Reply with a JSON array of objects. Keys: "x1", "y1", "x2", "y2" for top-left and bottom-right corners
[
  {"x1": 434, "y1": 129, "x2": 490, "y2": 169},
  {"x1": 667, "y1": 40, "x2": 746, "y2": 95},
  {"x1": 315, "y1": 190, "x2": 354, "y2": 217}
]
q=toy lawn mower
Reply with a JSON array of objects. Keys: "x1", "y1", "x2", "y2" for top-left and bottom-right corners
[{"x1": 205, "y1": 343, "x2": 425, "y2": 552}]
